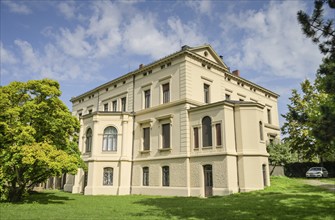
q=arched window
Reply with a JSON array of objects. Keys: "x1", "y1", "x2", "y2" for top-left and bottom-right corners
[
  {"x1": 103, "y1": 167, "x2": 113, "y2": 185},
  {"x1": 259, "y1": 121, "x2": 264, "y2": 141},
  {"x1": 85, "y1": 128, "x2": 92, "y2": 152},
  {"x1": 202, "y1": 116, "x2": 212, "y2": 147},
  {"x1": 102, "y1": 126, "x2": 117, "y2": 151}
]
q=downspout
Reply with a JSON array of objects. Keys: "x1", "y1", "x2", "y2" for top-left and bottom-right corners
[
  {"x1": 129, "y1": 74, "x2": 136, "y2": 194},
  {"x1": 233, "y1": 105, "x2": 240, "y2": 192}
]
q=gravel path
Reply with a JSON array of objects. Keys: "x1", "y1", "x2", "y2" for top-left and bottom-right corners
[{"x1": 304, "y1": 179, "x2": 335, "y2": 192}]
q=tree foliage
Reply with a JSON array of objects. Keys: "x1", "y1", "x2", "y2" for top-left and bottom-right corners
[
  {"x1": 0, "y1": 79, "x2": 84, "y2": 202},
  {"x1": 297, "y1": 0, "x2": 335, "y2": 57},
  {"x1": 282, "y1": 0, "x2": 335, "y2": 161},
  {"x1": 281, "y1": 80, "x2": 333, "y2": 160},
  {"x1": 267, "y1": 141, "x2": 295, "y2": 175}
]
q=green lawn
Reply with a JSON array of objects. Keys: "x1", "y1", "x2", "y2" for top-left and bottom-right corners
[
  {"x1": 320, "y1": 178, "x2": 335, "y2": 185},
  {"x1": 1, "y1": 177, "x2": 334, "y2": 220}
]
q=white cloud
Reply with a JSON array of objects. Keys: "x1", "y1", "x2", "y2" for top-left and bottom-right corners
[
  {"x1": 167, "y1": 17, "x2": 207, "y2": 46},
  {"x1": 3, "y1": 1, "x2": 32, "y2": 15},
  {"x1": 123, "y1": 14, "x2": 207, "y2": 59},
  {"x1": 221, "y1": 1, "x2": 323, "y2": 79},
  {"x1": 0, "y1": 42, "x2": 17, "y2": 64},
  {"x1": 185, "y1": 1, "x2": 212, "y2": 15},
  {"x1": 123, "y1": 13, "x2": 179, "y2": 59},
  {"x1": 86, "y1": 1, "x2": 122, "y2": 58},
  {"x1": 58, "y1": 26, "x2": 92, "y2": 58},
  {"x1": 13, "y1": 39, "x2": 101, "y2": 82},
  {"x1": 57, "y1": 1, "x2": 76, "y2": 20}
]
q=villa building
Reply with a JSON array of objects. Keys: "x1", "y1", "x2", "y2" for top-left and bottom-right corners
[{"x1": 64, "y1": 44, "x2": 280, "y2": 197}]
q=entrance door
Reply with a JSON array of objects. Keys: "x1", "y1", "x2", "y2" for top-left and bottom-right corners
[
  {"x1": 262, "y1": 164, "x2": 267, "y2": 187},
  {"x1": 204, "y1": 165, "x2": 213, "y2": 197}
]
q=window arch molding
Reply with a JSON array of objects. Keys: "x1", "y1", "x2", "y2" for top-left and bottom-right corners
[
  {"x1": 102, "y1": 126, "x2": 118, "y2": 151},
  {"x1": 202, "y1": 116, "x2": 212, "y2": 147}
]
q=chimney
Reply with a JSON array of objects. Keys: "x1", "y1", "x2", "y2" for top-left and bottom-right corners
[
  {"x1": 181, "y1": 45, "x2": 190, "y2": 50},
  {"x1": 232, "y1": 69, "x2": 240, "y2": 77},
  {"x1": 139, "y1": 64, "x2": 144, "y2": 69}
]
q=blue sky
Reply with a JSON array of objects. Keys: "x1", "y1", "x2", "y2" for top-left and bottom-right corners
[{"x1": 0, "y1": 0, "x2": 325, "y2": 128}]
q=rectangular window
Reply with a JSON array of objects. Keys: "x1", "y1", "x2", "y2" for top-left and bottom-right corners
[
  {"x1": 143, "y1": 127, "x2": 150, "y2": 150},
  {"x1": 162, "y1": 83, "x2": 170, "y2": 103},
  {"x1": 104, "y1": 103, "x2": 108, "y2": 111},
  {"x1": 121, "y1": 97, "x2": 126, "y2": 112},
  {"x1": 204, "y1": 84, "x2": 210, "y2": 103},
  {"x1": 103, "y1": 168, "x2": 113, "y2": 185},
  {"x1": 215, "y1": 123, "x2": 222, "y2": 146},
  {"x1": 162, "y1": 123, "x2": 170, "y2": 148},
  {"x1": 143, "y1": 167, "x2": 149, "y2": 186},
  {"x1": 225, "y1": 94, "x2": 231, "y2": 100},
  {"x1": 112, "y1": 100, "x2": 117, "y2": 112},
  {"x1": 88, "y1": 109, "x2": 92, "y2": 114},
  {"x1": 267, "y1": 109, "x2": 272, "y2": 124},
  {"x1": 162, "y1": 166, "x2": 169, "y2": 186},
  {"x1": 144, "y1": 90, "x2": 151, "y2": 108},
  {"x1": 194, "y1": 127, "x2": 199, "y2": 148}
]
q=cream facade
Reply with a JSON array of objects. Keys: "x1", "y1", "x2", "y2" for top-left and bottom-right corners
[{"x1": 65, "y1": 45, "x2": 280, "y2": 197}]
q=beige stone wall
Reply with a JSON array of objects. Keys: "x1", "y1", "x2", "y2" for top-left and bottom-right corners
[{"x1": 69, "y1": 45, "x2": 280, "y2": 197}]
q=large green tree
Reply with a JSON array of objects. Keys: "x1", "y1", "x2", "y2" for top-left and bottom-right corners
[
  {"x1": 0, "y1": 79, "x2": 84, "y2": 202},
  {"x1": 282, "y1": 0, "x2": 335, "y2": 161},
  {"x1": 297, "y1": 0, "x2": 335, "y2": 146},
  {"x1": 281, "y1": 80, "x2": 332, "y2": 160}
]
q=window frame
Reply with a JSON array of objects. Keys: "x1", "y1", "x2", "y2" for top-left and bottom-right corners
[
  {"x1": 215, "y1": 123, "x2": 222, "y2": 146},
  {"x1": 193, "y1": 127, "x2": 199, "y2": 149},
  {"x1": 202, "y1": 116, "x2": 212, "y2": 147},
  {"x1": 142, "y1": 167, "x2": 149, "y2": 186},
  {"x1": 85, "y1": 128, "x2": 92, "y2": 152},
  {"x1": 103, "y1": 167, "x2": 113, "y2": 186},
  {"x1": 204, "y1": 84, "x2": 210, "y2": 104},
  {"x1": 102, "y1": 126, "x2": 118, "y2": 152},
  {"x1": 162, "y1": 166, "x2": 170, "y2": 186},
  {"x1": 267, "y1": 109, "x2": 272, "y2": 124},
  {"x1": 143, "y1": 127, "x2": 150, "y2": 151},
  {"x1": 112, "y1": 100, "x2": 117, "y2": 112},
  {"x1": 162, "y1": 123, "x2": 171, "y2": 149},
  {"x1": 162, "y1": 83, "x2": 170, "y2": 104},
  {"x1": 103, "y1": 103, "x2": 108, "y2": 111},
  {"x1": 259, "y1": 121, "x2": 264, "y2": 141},
  {"x1": 121, "y1": 97, "x2": 127, "y2": 112},
  {"x1": 144, "y1": 89, "x2": 151, "y2": 109}
]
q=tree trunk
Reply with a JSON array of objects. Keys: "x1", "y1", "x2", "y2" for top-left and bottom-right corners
[
  {"x1": 8, "y1": 182, "x2": 27, "y2": 202},
  {"x1": 270, "y1": 163, "x2": 277, "y2": 176}
]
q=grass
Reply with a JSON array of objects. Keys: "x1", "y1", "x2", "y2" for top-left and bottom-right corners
[
  {"x1": 1, "y1": 177, "x2": 334, "y2": 220},
  {"x1": 320, "y1": 178, "x2": 335, "y2": 184}
]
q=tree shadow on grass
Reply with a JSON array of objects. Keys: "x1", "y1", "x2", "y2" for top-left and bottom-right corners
[
  {"x1": 22, "y1": 190, "x2": 74, "y2": 204},
  {"x1": 133, "y1": 190, "x2": 335, "y2": 220}
]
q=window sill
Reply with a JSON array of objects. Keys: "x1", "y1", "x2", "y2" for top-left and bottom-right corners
[
  {"x1": 140, "y1": 150, "x2": 151, "y2": 154},
  {"x1": 216, "y1": 145, "x2": 223, "y2": 148},
  {"x1": 102, "y1": 151, "x2": 117, "y2": 153},
  {"x1": 202, "y1": 146, "x2": 213, "y2": 149},
  {"x1": 159, "y1": 148, "x2": 172, "y2": 152}
]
